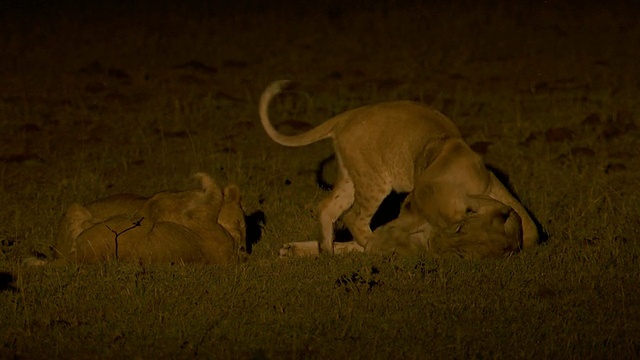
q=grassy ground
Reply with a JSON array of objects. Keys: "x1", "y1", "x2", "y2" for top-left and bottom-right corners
[{"x1": 1, "y1": 1, "x2": 639, "y2": 358}]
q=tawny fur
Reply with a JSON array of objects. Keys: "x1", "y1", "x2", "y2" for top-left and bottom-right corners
[
  {"x1": 260, "y1": 80, "x2": 538, "y2": 257},
  {"x1": 51, "y1": 173, "x2": 247, "y2": 264},
  {"x1": 280, "y1": 194, "x2": 522, "y2": 259}
]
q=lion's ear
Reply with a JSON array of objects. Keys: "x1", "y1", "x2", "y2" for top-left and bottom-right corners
[
  {"x1": 64, "y1": 203, "x2": 94, "y2": 237},
  {"x1": 56, "y1": 203, "x2": 93, "y2": 257},
  {"x1": 183, "y1": 173, "x2": 224, "y2": 219},
  {"x1": 462, "y1": 195, "x2": 478, "y2": 209},
  {"x1": 399, "y1": 193, "x2": 414, "y2": 216},
  {"x1": 223, "y1": 184, "x2": 241, "y2": 204},
  {"x1": 193, "y1": 172, "x2": 222, "y2": 195}
]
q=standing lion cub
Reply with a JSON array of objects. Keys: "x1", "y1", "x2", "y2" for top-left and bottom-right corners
[
  {"x1": 52, "y1": 173, "x2": 247, "y2": 264},
  {"x1": 259, "y1": 80, "x2": 539, "y2": 256}
]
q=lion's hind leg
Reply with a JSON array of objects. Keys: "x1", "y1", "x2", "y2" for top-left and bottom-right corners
[
  {"x1": 317, "y1": 171, "x2": 355, "y2": 254},
  {"x1": 342, "y1": 183, "x2": 392, "y2": 251}
]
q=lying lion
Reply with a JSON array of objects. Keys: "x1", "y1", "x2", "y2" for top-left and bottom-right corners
[
  {"x1": 260, "y1": 80, "x2": 539, "y2": 257},
  {"x1": 280, "y1": 193, "x2": 523, "y2": 259},
  {"x1": 51, "y1": 173, "x2": 247, "y2": 264}
]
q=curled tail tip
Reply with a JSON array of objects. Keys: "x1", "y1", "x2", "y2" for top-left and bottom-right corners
[
  {"x1": 268, "y1": 79, "x2": 296, "y2": 93},
  {"x1": 276, "y1": 79, "x2": 292, "y2": 87}
]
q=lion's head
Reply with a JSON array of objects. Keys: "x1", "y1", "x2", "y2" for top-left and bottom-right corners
[
  {"x1": 427, "y1": 195, "x2": 522, "y2": 258},
  {"x1": 367, "y1": 194, "x2": 522, "y2": 259}
]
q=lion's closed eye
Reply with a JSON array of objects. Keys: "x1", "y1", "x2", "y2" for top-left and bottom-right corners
[{"x1": 441, "y1": 222, "x2": 465, "y2": 236}]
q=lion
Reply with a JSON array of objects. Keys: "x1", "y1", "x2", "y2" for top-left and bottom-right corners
[
  {"x1": 50, "y1": 173, "x2": 247, "y2": 264},
  {"x1": 259, "y1": 80, "x2": 539, "y2": 256},
  {"x1": 280, "y1": 193, "x2": 523, "y2": 259}
]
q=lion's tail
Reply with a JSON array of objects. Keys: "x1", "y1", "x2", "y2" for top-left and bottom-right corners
[{"x1": 259, "y1": 80, "x2": 338, "y2": 147}]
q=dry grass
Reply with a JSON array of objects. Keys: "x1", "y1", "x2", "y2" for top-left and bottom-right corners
[{"x1": 1, "y1": 1, "x2": 639, "y2": 358}]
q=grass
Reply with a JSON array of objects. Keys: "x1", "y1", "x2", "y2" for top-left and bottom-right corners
[{"x1": 1, "y1": 1, "x2": 640, "y2": 358}]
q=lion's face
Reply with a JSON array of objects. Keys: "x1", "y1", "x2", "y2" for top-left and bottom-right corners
[
  {"x1": 428, "y1": 196, "x2": 523, "y2": 258},
  {"x1": 370, "y1": 194, "x2": 522, "y2": 258}
]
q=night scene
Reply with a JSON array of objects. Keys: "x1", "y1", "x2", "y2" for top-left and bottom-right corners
[{"x1": 1, "y1": 0, "x2": 639, "y2": 358}]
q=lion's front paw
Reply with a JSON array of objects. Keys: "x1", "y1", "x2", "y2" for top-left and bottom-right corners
[
  {"x1": 278, "y1": 241, "x2": 320, "y2": 258},
  {"x1": 279, "y1": 243, "x2": 296, "y2": 257}
]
